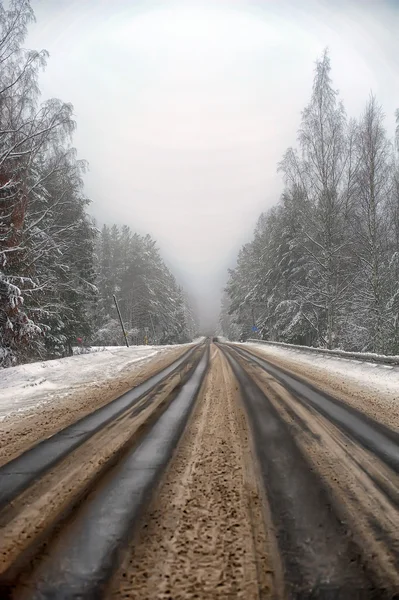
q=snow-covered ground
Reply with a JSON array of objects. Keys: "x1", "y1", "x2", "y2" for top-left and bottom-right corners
[
  {"x1": 72, "y1": 346, "x2": 126, "y2": 355},
  {"x1": 0, "y1": 345, "x2": 186, "y2": 421},
  {"x1": 246, "y1": 339, "x2": 399, "y2": 364},
  {"x1": 245, "y1": 342, "x2": 399, "y2": 430}
]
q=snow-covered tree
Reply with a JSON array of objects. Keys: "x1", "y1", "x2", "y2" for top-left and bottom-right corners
[
  {"x1": 279, "y1": 50, "x2": 351, "y2": 348},
  {"x1": 225, "y1": 50, "x2": 399, "y2": 355},
  {"x1": 348, "y1": 96, "x2": 394, "y2": 352},
  {"x1": 0, "y1": 0, "x2": 95, "y2": 365},
  {"x1": 93, "y1": 225, "x2": 196, "y2": 345}
]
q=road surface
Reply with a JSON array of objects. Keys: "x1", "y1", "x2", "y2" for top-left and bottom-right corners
[{"x1": 0, "y1": 341, "x2": 398, "y2": 599}]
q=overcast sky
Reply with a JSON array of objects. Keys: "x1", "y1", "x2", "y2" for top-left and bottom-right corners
[{"x1": 27, "y1": 0, "x2": 399, "y2": 328}]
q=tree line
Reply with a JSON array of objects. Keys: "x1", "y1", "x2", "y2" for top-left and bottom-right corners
[
  {"x1": 223, "y1": 50, "x2": 399, "y2": 354},
  {"x1": 0, "y1": 0, "x2": 196, "y2": 367},
  {"x1": 93, "y1": 224, "x2": 198, "y2": 347}
]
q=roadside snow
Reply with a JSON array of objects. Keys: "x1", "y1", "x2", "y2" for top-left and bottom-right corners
[
  {"x1": 244, "y1": 342, "x2": 399, "y2": 431},
  {"x1": 0, "y1": 345, "x2": 182, "y2": 421},
  {"x1": 246, "y1": 339, "x2": 399, "y2": 365},
  {"x1": 72, "y1": 346, "x2": 126, "y2": 355}
]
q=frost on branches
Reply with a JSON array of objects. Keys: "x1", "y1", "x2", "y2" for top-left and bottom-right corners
[
  {"x1": 224, "y1": 50, "x2": 399, "y2": 354},
  {"x1": 0, "y1": 1, "x2": 198, "y2": 367},
  {"x1": 0, "y1": 0, "x2": 96, "y2": 366}
]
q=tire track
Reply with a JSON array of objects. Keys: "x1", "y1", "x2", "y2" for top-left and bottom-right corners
[
  {"x1": 109, "y1": 345, "x2": 275, "y2": 600},
  {"x1": 3, "y1": 340, "x2": 399, "y2": 598},
  {"x1": 0, "y1": 346, "x2": 205, "y2": 596},
  {"x1": 223, "y1": 343, "x2": 399, "y2": 599}
]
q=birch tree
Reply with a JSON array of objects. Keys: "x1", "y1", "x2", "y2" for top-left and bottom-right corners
[
  {"x1": 350, "y1": 96, "x2": 393, "y2": 352},
  {"x1": 289, "y1": 49, "x2": 349, "y2": 347}
]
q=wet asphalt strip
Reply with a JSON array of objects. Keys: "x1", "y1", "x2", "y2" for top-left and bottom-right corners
[
  {"x1": 230, "y1": 345, "x2": 399, "y2": 474},
  {"x1": 0, "y1": 345, "x2": 198, "y2": 511},
  {"x1": 23, "y1": 346, "x2": 209, "y2": 600},
  {"x1": 220, "y1": 345, "x2": 387, "y2": 599}
]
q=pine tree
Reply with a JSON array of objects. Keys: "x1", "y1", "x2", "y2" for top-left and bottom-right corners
[
  {"x1": 0, "y1": 0, "x2": 95, "y2": 365},
  {"x1": 92, "y1": 225, "x2": 195, "y2": 346}
]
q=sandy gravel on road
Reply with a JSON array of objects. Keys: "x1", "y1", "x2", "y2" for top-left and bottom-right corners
[
  {"x1": 110, "y1": 345, "x2": 274, "y2": 600},
  {"x1": 243, "y1": 360, "x2": 399, "y2": 594},
  {"x1": 0, "y1": 359, "x2": 197, "y2": 582},
  {"x1": 244, "y1": 343, "x2": 399, "y2": 432},
  {"x1": 0, "y1": 346, "x2": 187, "y2": 467}
]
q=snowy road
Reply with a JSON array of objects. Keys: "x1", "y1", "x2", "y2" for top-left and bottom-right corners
[
  {"x1": 107, "y1": 342, "x2": 399, "y2": 598},
  {"x1": 243, "y1": 341, "x2": 399, "y2": 431},
  {"x1": 0, "y1": 345, "x2": 186, "y2": 421},
  {"x1": 0, "y1": 340, "x2": 398, "y2": 598},
  {"x1": 227, "y1": 343, "x2": 399, "y2": 596},
  {"x1": 0, "y1": 344, "x2": 192, "y2": 466}
]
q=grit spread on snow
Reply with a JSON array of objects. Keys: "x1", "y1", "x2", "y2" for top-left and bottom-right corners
[
  {"x1": 245, "y1": 342, "x2": 399, "y2": 431},
  {"x1": 0, "y1": 346, "x2": 175, "y2": 421}
]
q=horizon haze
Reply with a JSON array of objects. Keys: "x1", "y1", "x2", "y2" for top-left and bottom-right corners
[{"x1": 27, "y1": 0, "x2": 399, "y2": 329}]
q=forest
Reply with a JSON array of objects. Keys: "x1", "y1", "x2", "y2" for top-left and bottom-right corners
[
  {"x1": 0, "y1": 1, "x2": 196, "y2": 367},
  {"x1": 3, "y1": 0, "x2": 399, "y2": 366},
  {"x1": 93, "y1": 225, "x2": 197, "y2": 347},
  {"x1": 222, "y1": 50, "x2": 399, "y2": 354}
]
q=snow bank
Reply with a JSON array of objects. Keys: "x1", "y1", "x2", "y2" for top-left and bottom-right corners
[
  {"x1": 247, "y1": 339, "x2": 399, "y2": 365},
  {"x1": 0, "y1": 345, "x2": 179, "y2": 421},
  {"x1": 72, "y1": 346, "x2": 125, "y2": 355},
  {"x1": 245, "y1": 342, "x2": 399, "y2": 398}
]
